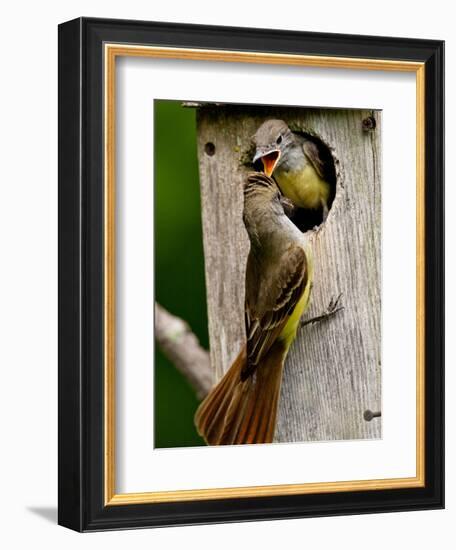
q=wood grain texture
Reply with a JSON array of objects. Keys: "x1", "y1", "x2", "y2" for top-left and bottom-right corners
[{"x1": 196, "y1": 105, "x2": 381, "y2": 442}]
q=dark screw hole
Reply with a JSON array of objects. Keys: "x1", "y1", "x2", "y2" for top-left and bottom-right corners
[
  {"x1": 364, "y1": 409, "x2": 381, "y2": 421},
  {"x1": 362, "y1": 116, "x2": 376, "y2": 131},
  {"x1": 205, "y1": 142, "x2": 216, "y2": 156}
]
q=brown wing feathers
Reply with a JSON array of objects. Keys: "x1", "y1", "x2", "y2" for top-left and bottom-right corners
[
  {"x1": 302, "y1": 139, "x2": 326, "y2": 179},
  {"x1": 242, "y1": 246, "x2": 307, "y2": 379}
]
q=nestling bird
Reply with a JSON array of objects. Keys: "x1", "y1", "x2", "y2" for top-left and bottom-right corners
[
  {"x1": 253, "y1": 119, "x2": 331, "y2": 220},
  {"x1": 194, "y1": 172, "x2": 313, "y2": 445}
]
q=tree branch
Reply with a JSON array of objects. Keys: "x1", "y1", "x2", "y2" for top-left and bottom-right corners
[{"x1": 154, "y1": 303, "x2": 213, "y2": 399}]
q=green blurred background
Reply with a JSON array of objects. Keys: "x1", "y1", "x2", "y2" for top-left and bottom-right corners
[{"x1": 154, "y1": 100, "x2": 207, "y2": 448}]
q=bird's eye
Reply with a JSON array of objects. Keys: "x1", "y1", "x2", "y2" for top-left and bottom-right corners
[{"x1": 276, "y1": 135, "x2": 283, "y2": 145}]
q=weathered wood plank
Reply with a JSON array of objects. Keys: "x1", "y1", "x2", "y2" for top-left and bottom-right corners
[{"x1": 196, "y1": 105, "x2": 381, "y2": 442}]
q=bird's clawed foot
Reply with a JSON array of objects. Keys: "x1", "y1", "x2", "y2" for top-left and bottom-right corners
[
  {"x1": 327, "y1": 293, "x2": 343, "y2": 314},
  {"x1": 300, "y1": 293, "x2": 344, "y2": 328}
]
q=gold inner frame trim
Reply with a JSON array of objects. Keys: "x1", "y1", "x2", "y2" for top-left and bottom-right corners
[{"x1": 104, "y1": 44, "x2": 426, "y2": 506}]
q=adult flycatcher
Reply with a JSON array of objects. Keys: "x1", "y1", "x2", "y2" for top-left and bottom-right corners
[
  {"x1": 253, "y1": 119, "x2": 331, "y2": 219},
  {"x1": 194, "y1": 172, "x2": 313, "y2": 445}
]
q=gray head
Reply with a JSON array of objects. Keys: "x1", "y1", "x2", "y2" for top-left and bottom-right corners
[
  {"x1": 252, "y1": 119, "x2": 296, "y2": 176},
  {"x1": 243, "y1": 172, "x2": 285, "y2": 246}
]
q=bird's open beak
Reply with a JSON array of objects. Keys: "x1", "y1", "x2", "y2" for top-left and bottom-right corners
[{"x1": 253, "y1": 149, "x2": 281, "y2": 177}]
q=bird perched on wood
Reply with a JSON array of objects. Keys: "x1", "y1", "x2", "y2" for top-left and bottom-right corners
[
  {"x1": 253, "y1": 119, "x2": 331, "y2": 220},
  {"x1": 194, "y1": 172, "x2": 313, "y2": 445}
]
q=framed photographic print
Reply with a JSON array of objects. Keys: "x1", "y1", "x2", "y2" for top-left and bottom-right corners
[{"x1": 58, "y1": 17, "x2": 444, "y2": 531}]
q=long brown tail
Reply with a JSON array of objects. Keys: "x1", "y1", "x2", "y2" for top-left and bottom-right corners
[{"x1": 194, "y1": 341, "x2": 286, "y2": 445}]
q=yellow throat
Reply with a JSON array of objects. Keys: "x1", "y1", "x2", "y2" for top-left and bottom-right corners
[{"x1": 275, "y1": 164, "x2": 330, "y2": 210}]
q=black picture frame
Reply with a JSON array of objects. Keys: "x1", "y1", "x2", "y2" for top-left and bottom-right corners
[{"x1": 58, "y1": 17, "x2": 444, "y2": 532}]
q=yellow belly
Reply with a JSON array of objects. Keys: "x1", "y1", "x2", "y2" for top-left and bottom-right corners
[
  {"x1": 279, "y1": 247, "x2": 313, "y2": 349},
  {"x1": 276, "y1": 165, "x2": 330, "y2": 210}
]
